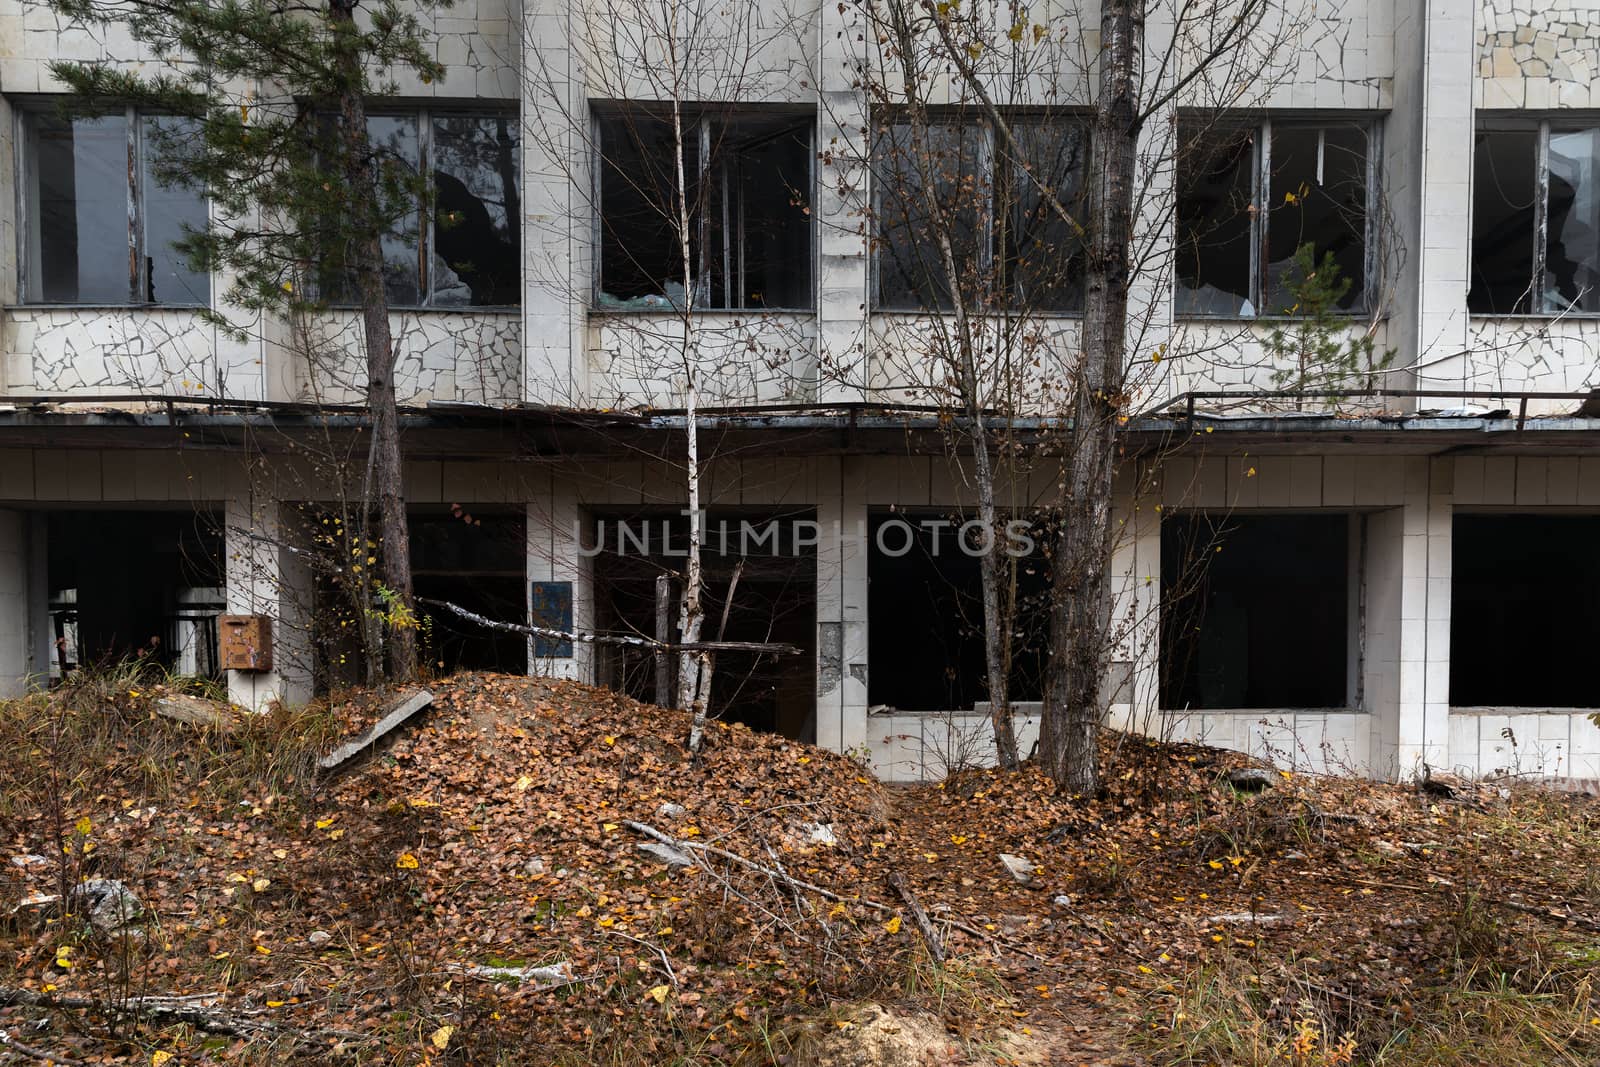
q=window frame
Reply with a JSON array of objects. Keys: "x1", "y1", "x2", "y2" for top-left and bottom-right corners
[
  {"x1": 15, "y1": 101, "x2": 211, "y2": 308},
  {"x1": 1469, "y1": 116, "x2": 1600, "y2": 318},
  {"x1": 327, "y1": 103, "x2": 522, "y2": 312},
  {"x1": 590, "y1": 104, "x2": 817, "y2": 314},
  {"x1": 1175, "y1": 113, "x2": 1382, "y2": 320},
  {"x1": 870, "y1": 108, "x2": 1092, "y2": 315}
]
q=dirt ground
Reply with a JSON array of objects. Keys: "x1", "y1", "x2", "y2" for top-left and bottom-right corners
[{"x1": 2, "y1": 672, "x2": 1598, "y2": 1065}]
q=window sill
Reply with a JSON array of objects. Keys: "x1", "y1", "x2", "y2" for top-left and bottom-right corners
[
  {"x1": 7, "y1": 303, "x2": 210, "y2": 312},
  {"x1": 321, "y1": 305, "x2": 521, "y2": 314},
  {"x1": 1157, "y1": 707, "x2": 1361, "y2": 715},
  {"x1": 1450, "y1": 705, "x2": 1598, "y2": 714},
  {"x1": 1173, "y1": 313, "x2": 1381, "y2": 325},
  {"x1": 871, "y1": 307, "x2": 1085, "y2": 319},
  {"x1": 1468, "y1": 312, "x2": 1600, "y2": 321},
  {"x1": 589, "y1": 306, "x2": 815, "y2": 316}
]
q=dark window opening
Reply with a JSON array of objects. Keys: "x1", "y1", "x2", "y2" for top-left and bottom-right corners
[
  {"x1": 1451, "y1": 515, "x2": 1600, "y2": 707},
  {"x1": 873, "y1": 113, "x2": 1089, "y2": 312},
  {"x1": 1176, "y1": 125, "x2": 1256, "y2": 316},
  {"x1": 590, "y1": 508, "x2": 817, "y2": 740},
  {"x1": 596, "y1": 109, "x2": 814, "y2": 311},
  {"x1": 1469, "y1": 128, "x2": 1538, "y2": 314},
  {"x1": 22, "y1": 108, "x2": 209, "y2": 306},
  {"x1": 47, "y1": 510, "x2": 224, "y2": 679},
  {"x1": 1545, "y1": 129, "x2": 1600, "y2": 314},
  {"x1": 866, "y1": 510, "x2": 1051, "y2": 711},
  {"x1": 411, "y1": 509, "x2": 528, "y2": 675},
  {"x1": 1161, "y1": 513, "x2": 1349, "y2": 710},
  {"x1": 1264, "y1": 124, "x2": 1368, "y2": 313},
  {"x1": 1469, "y1": 123, "x2": 1600, "y2": 316},
  {"x1": 1176, "y1": 117, "x2": 1374, "y2": 318},
  {"x1": 311, "y1": 508, "x2": 527, "y2": 691},
  {"x1": 321, "y1": 109, "x2": 521, "y2": 309}
]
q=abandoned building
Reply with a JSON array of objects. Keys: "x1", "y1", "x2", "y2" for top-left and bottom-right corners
[{"x1": 0, "y1": 0, "x2": 1597, "y2": 783}]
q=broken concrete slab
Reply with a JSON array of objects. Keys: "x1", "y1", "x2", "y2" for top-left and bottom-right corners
[
  {"x1": 637, "y1": 842, "x2": 696, "y2": 869},
  {"x1": 317, "y1": 690, "x2": 434, "y2": 772},
  {"x1": 1227, "y1": 767, "x2": 1276, "y2": 792},
  {"x1": 156, "y1": 693, "x2": 239, "y2": 731},
  {"x1": 999, "y1": 853, "x2": 1036, "y2": 886}
]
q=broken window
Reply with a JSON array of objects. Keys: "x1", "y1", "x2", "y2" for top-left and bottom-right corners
[
  {"x1": 1451, "y1": 515, "x2": 1600, "y2": 707},
  {"x1": 1176, "y1": 118, "x2": 1374, "y2": 317},
  {"x1": 1468, "y1": 127, "x2": 1538, "y2": 313},
  {"x1": 1469, "y1": 122, "x2": 1600, "y2": 315},
  {"x1": 1160, "y1": 513, "x2": 1350, "y2": 710},
  {"x1": 866, "y1": 510, "x2": 1051, "y2": 711},
  {"x1": 873, "y1": 113, "x2": 1089, "y2": 312},
  {"x1": 322, "y1": 108, "x2": 521, "y2": 308},
  {"x1": 20, "y1": 107, "x2": 209, "y2": 305},
  {"x1": 595, "y1": 109, "x2": 813, "y2": 310}
]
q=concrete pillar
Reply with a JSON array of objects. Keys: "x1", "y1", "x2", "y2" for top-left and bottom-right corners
[
  {"x1": 224, "y1": 494, "x2": 313, "y2": 710},
  {"x1": 813, "y1": 0, "x2": 869, "y2": 403},
  {"x1": 527, "y1": 477, "x2": 591, "y2": 682},
  {"x1": 1388, "y1": 456, "x2": 1450, "y2": 775},
  {"x1": 0, "y1": 510, "x2": 34, "y2": 695}
]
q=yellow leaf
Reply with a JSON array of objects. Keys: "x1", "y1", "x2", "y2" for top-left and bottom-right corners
[
  {"x1": 603, "y1": 823, "x2": 620, "y2": 832},
  {"x1": 603, "y1": 736, "x2": 616, "y2": 746},
  {"x1": 152, "y1": 1052, "x2": 174, "y2": 1067},
  {"x1": 597, "y1": 917, "x2": 615, "y2": 928},
  {"x1": 272, "y1": 848, "x2": 287, "y2": 859},
  {"x1": 266, "y1": 999, "x2": 285, "y2": 1008},
  {"x1": 328, "y1": 828, "x2": 345, "y2": 840},
  {"x1": 255, "y1": 945, "x2": 271, "y2": 955},
  {"x1": 647, "y1": 984, "x2": 670, "y2": 1004},
  {"x1": 74, "y1": 816, "x2": 92, "y2": 835},
  {"x1": 315, "y1": 817, "x2": 335, "y2": 830},
  {"x1": 1207, "y1": 860, "x2": 1223, "y2": 869},
  {"x1": 514, "y1": 775, "x2": 534, "y2": 791},
  {"x1": 657, "y1": 926, "x2": 673, "y2": 935},
  {"x1": 252, "y1": 878, "x2": 270, "y2": 893},
  {"x1": 884, "y1": 916, "x2": 902, "y2": 934},
  {"x1": 430, "y1": 1024, "x2": 454, "y2": 1050},
  {"x1": 396, "y1": 853, "x2": 420, "y2": 869},
  {"x1": 407, "y1": 797, "x2": 436, "y2": 808}
]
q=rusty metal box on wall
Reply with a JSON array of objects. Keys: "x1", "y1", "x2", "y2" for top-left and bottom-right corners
[{"x1": 217, "y1": 615, "x2": 273, "y2": 672}]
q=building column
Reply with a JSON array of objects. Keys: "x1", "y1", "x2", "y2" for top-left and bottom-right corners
[
  {"x1": 223, "y1": 493, "x2": 313, "y2": 710},
  {"x1": 1388, "y1": 456, "x2": 1451, "y2": 775},
  {"x1": 527, "y1": 477, "x2": 591, "y2": 682},
  {"x1": 0, "y1": 509, "x2": 37, "y2": 695}
]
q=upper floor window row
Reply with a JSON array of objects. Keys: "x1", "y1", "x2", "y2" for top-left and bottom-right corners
[
  {"x1": 1470, "y1": 122, "x2": 1600, "y2": 316},
  {"x1": 20, "y1": 106, "x2": 209, "y2": 306},
  {"x1": 17, "y1": 102, "x2": 521, "y2": 310},
  {"x1": 594, "y1": 107, "x2": 814, "y2": 311},
  {"x1": 1177, "y1": 117, "x2": 1376, "y2": 318},
  {"x1": 872, "y1": 113, "x2": 1090, "y2": 314}
]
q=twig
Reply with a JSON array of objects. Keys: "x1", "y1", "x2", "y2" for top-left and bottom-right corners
[
  {"x1": 605, "y1": 931, "x2": 678, "y2": 989},
  {"x1": 0, "y1": 1027, "x2": 86, "y2": 1066},
  {"x1": 0, "y1": 987, "x2": 370, "y2": 1043},
  {"x1": 888, "y1": 872, "x2": 944, "y2": 964},
  {"x1": 624, "y1": 822, "x2": 1049, "y2": 961}
]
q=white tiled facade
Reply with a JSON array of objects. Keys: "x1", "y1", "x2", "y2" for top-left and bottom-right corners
[{"x1": 0, "y1": 0, "x2": 1597, "y2": 783}]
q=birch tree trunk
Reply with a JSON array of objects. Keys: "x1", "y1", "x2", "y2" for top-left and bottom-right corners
[
  {"x1": 1042, "y1": 0, "x2": 1141, "y2": 793},
  {"x1": 883, "y1": 0, "x2": 1018, "y2": 769},
  {"x1": 330, "y1": 0, "x2": 417, "y2": 683}
]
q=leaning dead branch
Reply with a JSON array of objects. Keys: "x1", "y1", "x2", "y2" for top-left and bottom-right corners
[
  {"x1": 0, "y1": 986, "x2": 372, "y2": 1045},
  {"x1": 418, "y1": 598, "x2": 801, "y2": 656}
]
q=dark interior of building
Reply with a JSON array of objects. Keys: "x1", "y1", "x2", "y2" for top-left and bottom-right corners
[
  {"x1": 866, "y1": 510, "x2": 1051, "y2": 712},
  {"x1": 591, "y1": 508, "x2": 817, "y2": 740},
  {"x1": 1161, "y1": 512, "x2": 1349, "y2": 710},
  {"x1": 1451, "y1": 514, "x2": 1600, "y2": 707},
  {"x1": 47, "y1": 509, "x2": 224, "y2": 677}
]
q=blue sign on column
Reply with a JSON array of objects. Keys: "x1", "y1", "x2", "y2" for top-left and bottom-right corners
[{"x1": 530, "y1": 581, "x2": 573, "y2": 658}]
